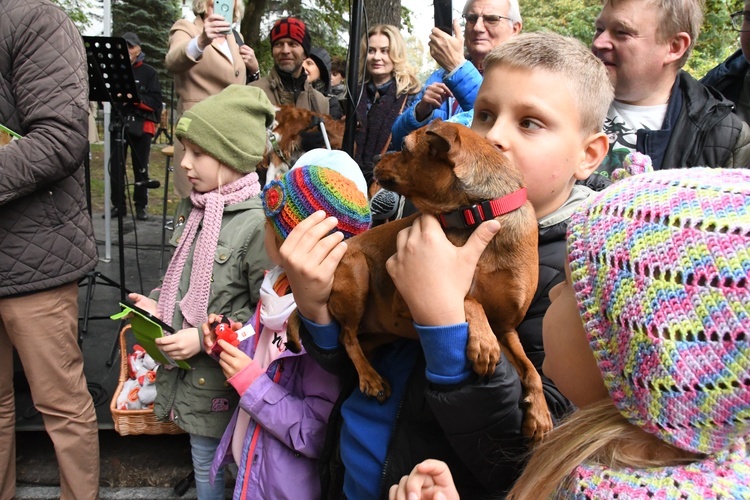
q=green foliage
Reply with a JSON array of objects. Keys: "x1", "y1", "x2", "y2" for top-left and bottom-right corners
[
  {"x1": 520, "y1": 0, "x2": 600, "y2": 42},
  {"x1": 686, "y1": 0, "x2": 740, "y2": 77},
  {"x1": 112, "y1": 0, "x2": 182, "y2": 83},
  {"x1": 51, "y1": 0, "x2": 95, "y2": 31}
]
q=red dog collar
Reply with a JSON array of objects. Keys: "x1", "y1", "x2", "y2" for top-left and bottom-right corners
[{"x1": 438, "y1": 188, "x2": 527, "y2": 229}]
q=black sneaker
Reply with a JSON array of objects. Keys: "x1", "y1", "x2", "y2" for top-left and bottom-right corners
[{"x1": 136, "y1": 207, "x2": 149, "y2": 221}]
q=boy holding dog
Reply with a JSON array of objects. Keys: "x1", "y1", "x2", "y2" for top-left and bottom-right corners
[{"x1": 280, "y1": 31, "x2": 613, "y2": 499}]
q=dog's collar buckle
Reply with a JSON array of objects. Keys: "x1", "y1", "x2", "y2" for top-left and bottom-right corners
[
  {"x1": 268, "y1": 130, "x2": 292, "y2": 169},
  {"x1": 438, "y1": 187, "x2": 527, "y2": 229}
]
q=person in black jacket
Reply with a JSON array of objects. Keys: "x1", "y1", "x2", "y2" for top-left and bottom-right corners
[
  {"x1": 108, "y1": 32, "x2": 162, "y2": 221},
  {"x1": 278, "y1": 32, "x2": 612, "y2": 500},
  {"x1": 701, "y1": 2, "x2": 750, "y2": 126},
  {"x1": 303, "y1": 47, "x2": 343, "y2": 119}
]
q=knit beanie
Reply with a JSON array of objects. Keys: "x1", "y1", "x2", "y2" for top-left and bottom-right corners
[
  {"x1": 567, "y1": 168, "x2": 750, "y2": 455},
  {"x1": 261, "y1": 149, "x2": 371, "y2": 240},
  {"x1": 175, "y1": 85, "x2": 275, "y2": 173},
  {"x1": 270, "y1": 17, "x2": 311, "y2": 56}
]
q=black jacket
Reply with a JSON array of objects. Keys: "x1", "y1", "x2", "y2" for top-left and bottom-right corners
[
  {"x1": 657, "y1": 71, "x2": 750, "y2": 170},
  {"x1": 300, "y1": 215, "x2": 574, "y2": 500},
  {"x1": 124, "y1": 52, "x2": 162, "y2": 132},
  {"x1": 701, "y1": 49, "x2": 750, "y2": 125},
  {"x1": 586, "y1": 71, "x2": 750, "y2": 191}
]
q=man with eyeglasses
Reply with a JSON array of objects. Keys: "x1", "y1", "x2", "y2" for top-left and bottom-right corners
[
  {"x1": 701, "y1": 4, "x2": 750, "y2": 125},
  {"x1": 390, "y1": 0, "x2": 521, "y2": 149},
  {"x1": 584, "y1": 0, "x2": 750, "y2": 192}
]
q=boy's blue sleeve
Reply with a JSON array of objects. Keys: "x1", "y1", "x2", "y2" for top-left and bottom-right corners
[
  {"x1": 416, "y1": 322, "x2": 473, "y2": 384},
  {"x1": 298, "y1": 314, "x2": 341, "y2": 350}
]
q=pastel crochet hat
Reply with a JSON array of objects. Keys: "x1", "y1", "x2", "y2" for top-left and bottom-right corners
[
  {"x1": 270, "y1": 17, "x2": 311, "y2": 56},
  {"x1": 567, "y1": 168, "x2": 750, "y2": 455},
  {"x1": 261, "y1": 149, "x2": 371, "y2": 240},
  {"x1": 175, "y1": 85, "x2": 275, "y2": 173}
]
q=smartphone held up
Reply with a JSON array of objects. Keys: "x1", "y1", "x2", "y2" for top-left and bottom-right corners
[{"x1": 213, "y1": 0, "x2": 234, "y2": 32}]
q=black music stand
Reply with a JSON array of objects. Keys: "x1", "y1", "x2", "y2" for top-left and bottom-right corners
[{"x1": 81, "y1": 36, "x2": 139, "y2": 364}]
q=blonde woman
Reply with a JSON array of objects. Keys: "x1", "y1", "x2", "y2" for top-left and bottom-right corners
[
  {"x1": 165, "y1": 0, "x2": 259, "y2": 197},
  {"x1": 354, "y1": 24, "x2": 421, "y2": 186}
]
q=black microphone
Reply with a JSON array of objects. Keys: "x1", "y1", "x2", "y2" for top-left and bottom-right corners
[{"x1": 133, "y1": 179, "x2": 161, "y2": 189}]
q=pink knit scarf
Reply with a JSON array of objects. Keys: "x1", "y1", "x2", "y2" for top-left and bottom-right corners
[{"x1": 157, "y1": 173, "x2": 261, "y2": 329}]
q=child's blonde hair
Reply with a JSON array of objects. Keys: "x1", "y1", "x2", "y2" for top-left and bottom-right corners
[
  {"x1": 507, "y1": 399, "x2": 699, "y2": 498},
  {"x1": 361, "y1": 24, "x2": 422, "y2": 96},
  {"x1": 483, "y1": 32, "x2": 613, "y2": 135}
]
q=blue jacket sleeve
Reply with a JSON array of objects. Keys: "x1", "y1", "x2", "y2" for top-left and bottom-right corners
[
  {"x1": 390, "y1": 69, "x2": 448, "y2": 150},
  {"x1": 390, "y1": 62, "x2": 483, "y2": 150},
  {"x1": 443, "y1": 60, "x2": 483, "y2": 113}
]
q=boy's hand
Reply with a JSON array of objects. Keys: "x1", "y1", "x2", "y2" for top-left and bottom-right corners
[
  {"x1": 127, "y1": 293, "x2": 158, "y2": 316},
  {"x1": 386, "y1": 215, "x2": 500, "y2": 326},
  {"x1": 428, "y1": 19, "x2": 466, "y2": 72},
  {"x1": 278, "y1": 211, "x2": 347, "y2": 324},
  {"x1": 415, "y1": 83, "x2": 453, "y2": 122},
  {"x1": 155, "y1": 328, "x2": 201, "y2": 360},
  {"x1": 388, "y1": 459, "x2": 460, "y2": 500},
  {"x1": 201, "y1": 314, "x2": 243, "y2": 354},
  {"x1": 217, "y1": 340, "x2": 252, "y2": 379}
]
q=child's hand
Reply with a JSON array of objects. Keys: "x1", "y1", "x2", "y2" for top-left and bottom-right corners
[
  {"x1": 155, "y1": 328, "x2": 201, "y2": 360},
  {"x1": 201, "y1": 314, "x2": 242, "y2": 354},
  {"x1": 278, "y1": 211, "x2": 347, "y2": 324},
  {"x1": 388, "y1": 459, "x2": 460, "y2": 500},
  {"x1": 217, "y1": 340, "x2": 252, "y2": 379},
  {"x1": 128, "y1": 293, "x2": 158, "y2": 316},
  {"x1": 385, "y1": 215, "x2": 500, "y2": 326}
]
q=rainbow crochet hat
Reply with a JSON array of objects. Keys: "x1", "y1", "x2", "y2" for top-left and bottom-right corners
[
  {"x1": 567, "y1": 168, "x2": 750, "y2": 454},
  {"x1": 261, "y1": 149, "x2": 371, "y2": 240}
]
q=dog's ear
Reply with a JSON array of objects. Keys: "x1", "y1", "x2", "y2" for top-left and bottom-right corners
[{"x1": 425, "y1": 120, "x2": 460, "y2": 159}]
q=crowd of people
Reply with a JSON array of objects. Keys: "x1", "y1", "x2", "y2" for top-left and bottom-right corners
[{"x1": 2, "y1": 0, "x2": 750, "y2": 499}]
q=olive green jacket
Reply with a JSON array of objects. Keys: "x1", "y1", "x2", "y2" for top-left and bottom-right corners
[{"x1": 152, "y1": 195, "x2": 271, "y2": 438}]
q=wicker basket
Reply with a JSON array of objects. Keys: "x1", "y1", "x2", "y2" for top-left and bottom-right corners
[{"x1": 110, "y1": 325, "x2": 185, "y2": 436}]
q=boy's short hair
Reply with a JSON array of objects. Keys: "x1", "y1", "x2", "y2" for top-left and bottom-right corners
[
  {"x1": 483, "y1": 32, "x2": 613, "y2": 136},
  {"x1": 331, "y1": 56, "x2": 347, "y2": 77}
]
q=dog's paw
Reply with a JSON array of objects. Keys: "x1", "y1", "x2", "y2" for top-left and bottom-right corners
[
  {"x1": 359, "y1": 376, "x2": 392, "y2": 404},
  {"x1": 521, "y1": 393, "x2": 553, "y2": 442},
  {"x1": 466, "y1": 332, "x2": 501, "y2": 377}
]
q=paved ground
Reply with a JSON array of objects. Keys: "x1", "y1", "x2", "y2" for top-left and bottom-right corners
[{"x1": 13, "y1": 207, "x2": 221, "y2": 498}]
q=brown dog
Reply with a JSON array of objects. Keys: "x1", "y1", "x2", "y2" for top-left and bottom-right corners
[
  {"x1": 288, "y1": 120, "x2": 551, "y2": 440},
  {"x1": 257, "y1": 105, "x2": 345, "y2": 183}
]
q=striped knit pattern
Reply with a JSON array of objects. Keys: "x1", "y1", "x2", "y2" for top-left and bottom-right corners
[
  {"x1": 262, "y1": 165, "x2": 371, "y2": 241},
  {"x1": 567, "y1": 168, "x2": 750, "y2": 455},
  {"x1": 557, "y1": 438, "x2": 750, "y2": 499}
]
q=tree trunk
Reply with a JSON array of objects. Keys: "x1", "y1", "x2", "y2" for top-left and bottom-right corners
[
  {"x1": 364, "y1": 0, "x2": 401, "y2": 28},
  {"x1": 241, "y1": 0, "x2": 268, "y2": 48}
]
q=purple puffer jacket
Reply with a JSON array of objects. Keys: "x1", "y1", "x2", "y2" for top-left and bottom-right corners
[{"x1": 210, "y1": 309, "x2": 340, "y2": 500}]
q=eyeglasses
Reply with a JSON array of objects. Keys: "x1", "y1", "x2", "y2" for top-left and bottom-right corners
[
  {"x1": 462, "y1": 13, "x2": 512, "y2": 26},
  {"x1": 731, "y1": 11, "x2": 750, "y2": 32}
]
